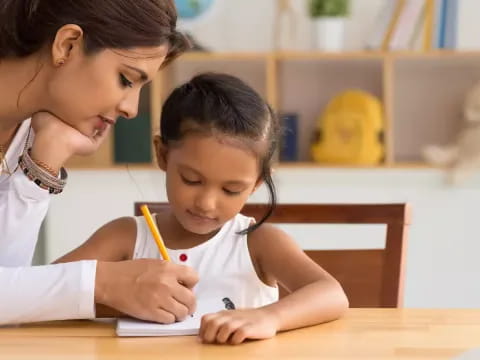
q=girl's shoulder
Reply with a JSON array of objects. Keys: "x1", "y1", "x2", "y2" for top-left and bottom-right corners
[
  {"x1": 247, "y1": 222, "x2": 295, "y2": 263},
  {"x1": 93, "y1": 217, "x2": 138, "y2": 259}
]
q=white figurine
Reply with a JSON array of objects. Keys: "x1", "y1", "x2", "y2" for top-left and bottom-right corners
[{"x1": 423, "y1": 82, "x2": 480, "y2": 184}]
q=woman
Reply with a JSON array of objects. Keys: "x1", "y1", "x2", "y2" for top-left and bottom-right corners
[{"x1": 0, "y1": 0, "x2": 198, "y2": 325}]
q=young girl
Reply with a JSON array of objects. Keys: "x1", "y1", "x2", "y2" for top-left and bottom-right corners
[{"x1": 57, "y1": 73, "x2": 348, "y2": 344}]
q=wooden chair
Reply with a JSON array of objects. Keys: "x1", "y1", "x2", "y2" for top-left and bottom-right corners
[{"x1": 134, "y1": 203, "x2": 410, "y2": 308}]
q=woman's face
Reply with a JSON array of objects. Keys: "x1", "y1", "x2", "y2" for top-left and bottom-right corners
[{"x1": 44, "y1": 45, "x2": 168, "y2": 137}]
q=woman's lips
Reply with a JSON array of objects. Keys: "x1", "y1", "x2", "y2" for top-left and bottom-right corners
[{"x1": 94, "y1": 117, "x2": 108, "y2": 132}]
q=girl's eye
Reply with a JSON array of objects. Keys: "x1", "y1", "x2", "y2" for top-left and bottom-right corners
[
  {"x1": 181, "y1": 175, "x2": 201, "y2": 185},
  {"x1": 120, "y1": 73, "x2": 133, "y2": 88},
  {"x1": 223, "y1": 188, "x2": 242, "y2": 196}
]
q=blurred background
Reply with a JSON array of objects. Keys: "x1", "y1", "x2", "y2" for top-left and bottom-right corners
[{"x1": 37, "y1": 0, "x2": 480, "y2": 309}]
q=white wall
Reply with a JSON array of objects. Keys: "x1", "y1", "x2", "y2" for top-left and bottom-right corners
[
  {"x1": 184, "y1": 0, "x2": 480, "y2": 51},
  {"x1": 41, "y1": 0, "x2": 480, "y2": 313},
  {"x1": 46, "y1": 167, "x2": 480, "y2": 308}
]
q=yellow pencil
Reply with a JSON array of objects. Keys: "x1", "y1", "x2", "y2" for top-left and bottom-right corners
[{"x1": 140, "y1": 204, "x2": 171, "y2": 261}]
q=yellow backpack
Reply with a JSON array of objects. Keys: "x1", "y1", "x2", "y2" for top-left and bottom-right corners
[{"x1": 311, "y1": 90, "x2": 384, "y2": 165}]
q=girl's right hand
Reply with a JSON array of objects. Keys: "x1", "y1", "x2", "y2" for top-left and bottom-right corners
[
  {"x1": 95, "y1": 259, "x2": 199, "y2": 323},
  {"x1": 30, "y1": 112, "x2": 111, "y2": 172}
]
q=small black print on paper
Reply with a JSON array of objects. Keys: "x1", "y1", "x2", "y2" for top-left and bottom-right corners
[{"x1": 222, "y1": 297, "x2": 236, "y2": 310}]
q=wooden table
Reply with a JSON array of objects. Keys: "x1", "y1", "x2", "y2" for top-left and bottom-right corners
[{"x1": 0, "y1": 309, "x2": 479, "y2": 359}]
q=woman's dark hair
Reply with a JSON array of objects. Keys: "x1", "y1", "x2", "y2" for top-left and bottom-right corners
[
  {"x1": 161, "y1": 73, "x2": 280, "y2": 234},
  {"x1": 0, "y1": 0, "x2": 189, "y2": 64}
]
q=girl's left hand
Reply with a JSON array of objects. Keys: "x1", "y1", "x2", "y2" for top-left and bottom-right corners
[{"x1": 198, "y1": 308, "x2": 278, "y2": 345}]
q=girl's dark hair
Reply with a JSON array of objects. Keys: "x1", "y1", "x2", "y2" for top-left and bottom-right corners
[
  {"x1": 161, "y1": 73, "x2": 280, "y2": 234},
  {"x1": 0, "y1": 0, "x2": 189, "y2": 64}
]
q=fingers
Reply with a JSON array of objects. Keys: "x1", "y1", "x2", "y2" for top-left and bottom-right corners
[
  {"x1": 199, "y1": 312, "x2": 247, "y2": 344},
  {"x1": 93, "y1": 125, "x2": 111, "y2": 142},
  {"x1": 149, "y1": 308, "x2": 176, "y2": 324},
  {"x1": 199, "y1": 313, "x2": 225, "y2": 343},
  {"x1": 171, "y1": 283, "x2": 197, "y2": 316},
  {"x1": 175, "y1": 265, "x2": 199, "y2": 289},
  {"x1": 216, "y1": 320, "x2": 243, "y2": 344},
  {"x1": 229, "y1": 326, "x2": 251, "y2": 345},
  {"x1": 159, "y1": 296, "x2": 190, "y2": 322}
]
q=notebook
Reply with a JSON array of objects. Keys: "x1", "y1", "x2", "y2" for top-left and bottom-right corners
[{"x1": 116, "y1": 297, "x2": 235, "y2": 337}]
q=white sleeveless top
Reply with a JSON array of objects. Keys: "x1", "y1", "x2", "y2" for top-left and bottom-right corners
[{"x1": 133, "y1": 213, "x2": 278, "y2": 309}]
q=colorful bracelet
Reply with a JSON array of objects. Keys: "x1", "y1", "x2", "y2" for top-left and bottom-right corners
[{"x1": 18, "y1": 148, "x2": 67, "y2": 194}]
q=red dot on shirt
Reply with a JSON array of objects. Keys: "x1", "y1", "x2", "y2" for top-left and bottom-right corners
[{"x1": 179, "y1": 253, "x2": 188, "y2": 262}]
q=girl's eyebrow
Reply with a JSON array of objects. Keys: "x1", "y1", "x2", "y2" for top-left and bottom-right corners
[
  {"x1": 179, "y1": 164, "x2": 250, "y2": 186},
  {"x1": 123, "y1": 64, "x2": 148, "y2": 82},
  {"x1": 178, "y1": 164, "x2": 202, "y2": 175},
  {"x1": 224, "y1": 180, "x2": 249, "y2": 186}
]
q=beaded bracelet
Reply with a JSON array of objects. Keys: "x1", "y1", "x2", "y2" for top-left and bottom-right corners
[
  {"x1": 30, "y1": 155, "x2": 59, "y2": 177},
  {"x1": 18, "y1": 149, "x2": 67, "y2": 194}
]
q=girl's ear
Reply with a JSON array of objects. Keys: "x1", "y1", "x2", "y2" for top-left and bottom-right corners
[{"x1": 153, "y1": 135, "x2": 168, "y2": 171}]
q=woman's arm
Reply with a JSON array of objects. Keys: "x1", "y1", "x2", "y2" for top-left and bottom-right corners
[
  {"x1": 53, "y1": 217, "x2": 138, "y2": 318},
  {"x1": 0, "y1": 261, "x2": 97, "y2": 325}
]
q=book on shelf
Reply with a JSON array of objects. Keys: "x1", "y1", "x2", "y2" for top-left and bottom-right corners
[
  {"x1": 279, "y1": 113, "x2": 299, "y2": 162},
  {"x1": 364, "y1": 0, "x2": 402, "y2": 51},
  {"x1": 114, "y1": 113, "x2": 152, "y2": 164},
  {"x1": 441, "y1": 0, "x2": 458, "y2": 49},
  {"x1": 364, "y1": 0, "x2": 458, "y2": 52},
  {"x1": 389, "y1": 0, "x2": 425, "y2": 51}
]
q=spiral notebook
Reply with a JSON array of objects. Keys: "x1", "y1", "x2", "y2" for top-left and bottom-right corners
[{"x1": 116, "y1": 297, "x2": 235, "y2": 337}]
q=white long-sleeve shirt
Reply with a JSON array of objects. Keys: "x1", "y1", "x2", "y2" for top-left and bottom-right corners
[{"x1": 0, "y1": 119, "x2": 96, "y2": 324}]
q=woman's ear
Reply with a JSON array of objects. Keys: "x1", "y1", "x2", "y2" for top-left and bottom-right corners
[
  {"x1": 153, "y1": 135, "x2": 168, "y2": 171},
  {"x1": 51, "y1": 24, "x2": 84, "y2": 67}
]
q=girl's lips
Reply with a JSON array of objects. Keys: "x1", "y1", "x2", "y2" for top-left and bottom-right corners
[{"x1": 187, "y1": 210, "x2": 216, "y2": 222}]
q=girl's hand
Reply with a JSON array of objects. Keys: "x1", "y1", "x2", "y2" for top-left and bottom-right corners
[
  {"x1": 31, "y1": 112, "x2": 111, "y2": 172},
  {"x1": 198, "y1": 308, "x2": 279, "y2": 345}
]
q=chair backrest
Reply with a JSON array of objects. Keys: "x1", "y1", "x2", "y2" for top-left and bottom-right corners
[{"x1": 134, "y1": 202, "x2": 410, "y2": 308}]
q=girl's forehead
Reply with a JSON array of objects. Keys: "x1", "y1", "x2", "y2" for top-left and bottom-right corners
[
  {"x1": 175, "y1": 133, "x2": 255, "y2": 157},
  {"x1": 170, "y1": 134, "x2": 260, "y2": 176},
  {"x1": 173, "y1": 129, "x2": 267, "y2": 158}
]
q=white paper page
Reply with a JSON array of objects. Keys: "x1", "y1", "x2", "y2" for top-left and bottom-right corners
[{"x1": 117, "y1": 297, "x2": 232, "y2": 337}]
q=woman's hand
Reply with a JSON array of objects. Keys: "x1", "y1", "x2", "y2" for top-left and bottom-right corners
[
  {"x1": 30, "y1": 112, "x2": 110, "y2": 172},
  {"x1": 198, "y1": 308, "x2": 279, "y2": 345},
  {"x1": 95, "y1": 259, "x2": 199, "y2": 324}
]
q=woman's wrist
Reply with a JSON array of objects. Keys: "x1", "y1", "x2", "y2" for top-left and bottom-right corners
[
  {"x1": 30, "y1": 134, "x2": 73, "y2": 172},
  {"x1": 94, "y1": 261, "x2": 109, "y2": 305}
]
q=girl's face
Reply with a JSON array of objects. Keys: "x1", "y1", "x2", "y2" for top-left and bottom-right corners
[
  {"x1": 160, "y1": 134, "x2": 262, "y2": 236},
  {"x1": 44, "y1": 45, "x2": 167, "y2": 137}
]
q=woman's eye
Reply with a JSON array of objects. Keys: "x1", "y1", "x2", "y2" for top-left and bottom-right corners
[
  {"x1": 181, "y1": 175, "x2": 201, "y2": 185},
  {"x1": 120, "y1": 73, "x2": 133, "y2": 88}
]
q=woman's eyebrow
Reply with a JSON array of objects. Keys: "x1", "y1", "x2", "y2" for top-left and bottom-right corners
[{"x1": 123, "y1": 64, "x2": 148, "y2": 82}]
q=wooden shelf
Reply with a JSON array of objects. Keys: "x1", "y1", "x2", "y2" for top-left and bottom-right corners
[
  {"x1": 64, "y1": 161, "x2": 439, "y2": 171},
  {"x1": 66, "y1": 50, "x2": 480, "y2": 169}
]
